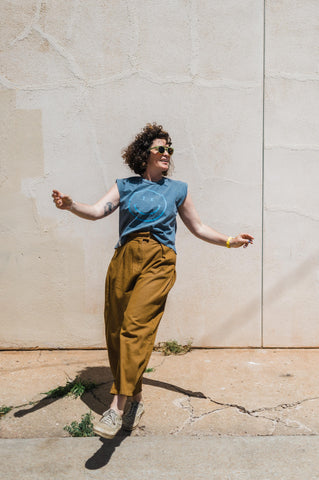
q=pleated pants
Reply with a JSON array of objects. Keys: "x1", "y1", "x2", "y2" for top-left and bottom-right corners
[{"x1": 104, "y1": 232, "x2": 176, "y2": 396}]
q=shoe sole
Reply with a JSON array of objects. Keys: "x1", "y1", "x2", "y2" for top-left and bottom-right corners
[{"x1": 93, "y1": 425, "x2": 120, "y2": 439}]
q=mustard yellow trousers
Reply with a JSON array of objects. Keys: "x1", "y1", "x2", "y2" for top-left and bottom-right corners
[{"x1": 104, "y1": 232, "x2": 176, "y2": 396}]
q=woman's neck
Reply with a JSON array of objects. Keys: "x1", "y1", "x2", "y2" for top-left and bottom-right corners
[{"x1": 143, "y1": 170, "x2": 163, "y2": 182}]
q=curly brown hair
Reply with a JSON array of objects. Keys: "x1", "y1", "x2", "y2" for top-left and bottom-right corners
[{"x1": 122, "y1": 123, "x2": 172, "y2": 176}]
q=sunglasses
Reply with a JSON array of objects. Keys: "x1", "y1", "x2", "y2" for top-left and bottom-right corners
[{"x1": 149, "y1": 145, "x2": 174, "y2": 155}]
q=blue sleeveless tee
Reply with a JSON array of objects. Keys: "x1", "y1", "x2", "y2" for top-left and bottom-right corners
[{"x1": 115, "y1": 176, "x2": 188, "y2": 253}]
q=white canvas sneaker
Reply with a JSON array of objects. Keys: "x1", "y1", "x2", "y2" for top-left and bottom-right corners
[
  {"x1": 93, "y1": 408, "x2": 123, "y2": 439},
  {"x1": 122, "y1": 401, "x2": 145, "y2": 431}
]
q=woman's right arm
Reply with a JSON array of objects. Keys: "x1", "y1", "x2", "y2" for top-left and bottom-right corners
[{"x1": 52, "y1": 183, "x2": 120, "y2": 221}]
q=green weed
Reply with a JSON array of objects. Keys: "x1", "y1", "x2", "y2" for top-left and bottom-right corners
[
  {"x1": 145, "y1": 367, "x2": 155, "y2": 373},
  {"x1": 154, "y1": 339, "x2": 192, "y2": 356},
  {"x1": 64, "y1": 411, "x2": 96, "y2": 437},
  {"x1": 43, "y1": 377, "x2": 97, "y2": 399},
  {"x1": 0, "y1": 405, "x2": 13, "y2": 417}
]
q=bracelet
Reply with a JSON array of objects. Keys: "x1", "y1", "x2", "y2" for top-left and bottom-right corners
[{"x1": 226, "y1": 236, "x2": 233, "y2": 248}]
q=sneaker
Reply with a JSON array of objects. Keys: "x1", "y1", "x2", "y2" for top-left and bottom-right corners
[
  {"x1": 93, "y1": 408, "x2": 123, "y2": 439},
  {"x1": 122, "y1": 401, "x2": 145, "y2": 431}
]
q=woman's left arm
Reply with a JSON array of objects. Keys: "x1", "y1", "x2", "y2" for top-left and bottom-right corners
[{"x1": 178, "y1": 192, "x2": 254, "y2": 248}]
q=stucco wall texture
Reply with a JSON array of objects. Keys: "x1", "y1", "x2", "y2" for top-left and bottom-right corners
[{"x1": 0, "y1": 1, "x2": 318, "y2": 348}]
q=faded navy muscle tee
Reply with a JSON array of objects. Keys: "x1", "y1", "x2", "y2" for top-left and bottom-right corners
[{"x1": 115, "y1": 177, "x2": 188, "y2": 253}]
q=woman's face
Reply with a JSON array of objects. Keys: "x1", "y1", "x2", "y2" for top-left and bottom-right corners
[{"x1": 147, "y1": 138, "x2": 172, "y2": 174}]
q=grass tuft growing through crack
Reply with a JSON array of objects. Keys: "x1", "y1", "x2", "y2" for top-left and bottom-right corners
[
  {"x1": 154, "y1": 339, "x2": 192, "y2": 356},
  {"x1": 64, "y1": 411, "x2": 96, "y2": 437},
  {"x1": 43, "y1": 377, "x2": 97, "y2": 399},
  {"x1": 0, "y1": 406, "x2": 13, "y2": 417}
]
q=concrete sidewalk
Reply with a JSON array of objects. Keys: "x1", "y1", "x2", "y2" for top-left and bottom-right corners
[
  {"x1": 1, "y1": 349, "x2": 319, "y2": 478},
  {"x1": 1, "y1": 436, "x2": 319, "y2": 480}
]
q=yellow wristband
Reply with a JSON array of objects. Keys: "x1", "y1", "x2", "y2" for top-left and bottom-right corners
[{"x1": 226, "y1": 236, "x2": 233, "y2": 248}]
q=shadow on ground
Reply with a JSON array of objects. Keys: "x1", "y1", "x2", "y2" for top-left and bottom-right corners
[
  {"x1": 14, "y1": 366, "x2": 205, "y2": 417},
  {"x1": 13, "y1": 365, "x2": 205, "y2": 469}
]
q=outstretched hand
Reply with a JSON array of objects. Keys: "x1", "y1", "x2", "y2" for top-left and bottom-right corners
[
  {"x1": 231, "y1": 233, "x2": 254, "y2": 249},
  {"x1": 52, "y1": 190, "x2": 73, "y2": 210}
]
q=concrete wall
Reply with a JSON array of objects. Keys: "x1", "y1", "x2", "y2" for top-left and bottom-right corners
[
  {"x1": 263, "y1": 1, "x2": 319, "y2": 346},
  {"x1": 0, "y1": 0, "x2": 318, "y2": 348}
]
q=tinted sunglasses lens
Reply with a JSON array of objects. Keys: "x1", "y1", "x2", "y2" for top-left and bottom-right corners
[{"x1": 153, "y1": 146, "x2": 174, "y2": 155}]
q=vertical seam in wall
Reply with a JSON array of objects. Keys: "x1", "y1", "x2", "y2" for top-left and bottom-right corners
[{"x1": 261, "y1": 0, "x2": 266, "y2": 348}]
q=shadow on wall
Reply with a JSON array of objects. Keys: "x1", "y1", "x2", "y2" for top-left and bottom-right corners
[{"x1": 212, "y1": 248, "x2": 319, "y2": 346}]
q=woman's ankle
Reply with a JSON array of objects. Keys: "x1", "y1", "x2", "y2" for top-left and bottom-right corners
[
  {"x1": 110, "y1": 394, "x2": 127, "y2": 414},
  {"x1": 111, "y1": 406, "x2": 124, "y2": 416},
  {"x1": 132, "y1": 392, "x2": 143, "y2": 403}
]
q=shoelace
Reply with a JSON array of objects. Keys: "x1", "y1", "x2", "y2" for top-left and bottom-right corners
[{"x1": 101, "y1": 409, "x2": 118, "y2": 426}]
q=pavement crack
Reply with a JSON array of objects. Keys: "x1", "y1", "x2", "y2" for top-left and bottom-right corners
[
  {"x1": 171, "y1": 396, "x2": 230, "y2": 435},
  {"x1": 202, "y1": 394, "x2": 319, "y2": 419},
  {"x1": 254, "y1": 413, "x2": 318, "y2": 434},
  {"x1": 172, "y1": 386, "x2": 319, "y2": 433},
  {"x1": 249, "y1": 396, "x2": 319, "y2": 414},
  {"x1": 170, "y1": 397, "x2": 195, "y2": 434},
  {"x1": 191, "y1": 406, "x2": 230, "y2": 423},
  {"x1": 204, "y1": 395, "x2": 256, "y2": 417},
  {"x1": 146, "y1": 356, "x2": 167, "y2": 372}
]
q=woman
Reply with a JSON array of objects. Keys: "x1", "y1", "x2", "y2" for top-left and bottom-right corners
[{"x1": 52, "y1": 123, "x2": 254, "y2": 438}]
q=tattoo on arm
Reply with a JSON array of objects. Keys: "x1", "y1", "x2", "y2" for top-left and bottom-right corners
[{"x1": 103, "y1": 202, "x2": 116, "y2": 217}]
